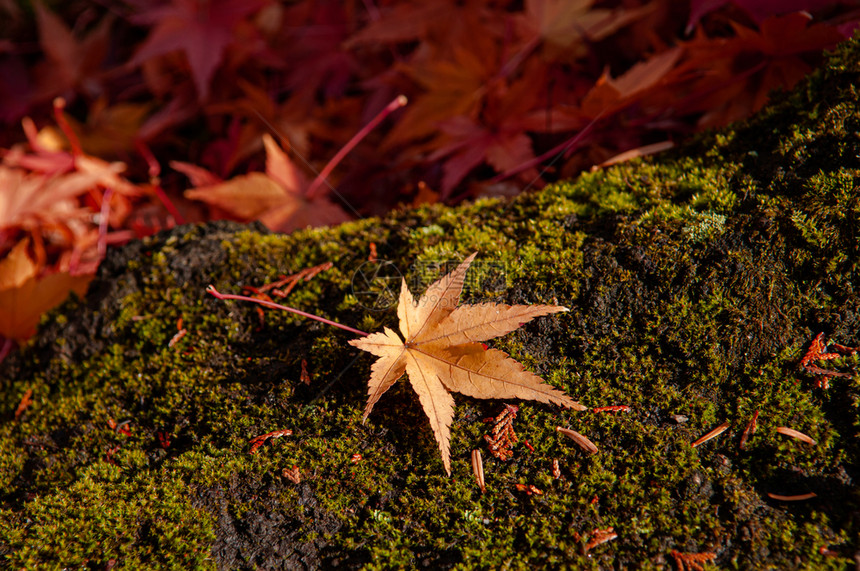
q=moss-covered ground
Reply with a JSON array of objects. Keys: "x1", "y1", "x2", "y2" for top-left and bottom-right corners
[{"x1": 3, "y1": 35, "x2": 860, "y2": 570}]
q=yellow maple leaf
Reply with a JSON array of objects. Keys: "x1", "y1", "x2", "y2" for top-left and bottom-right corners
[{"x1": 349, "y1": 252, "x2": 584, "y2": 474}]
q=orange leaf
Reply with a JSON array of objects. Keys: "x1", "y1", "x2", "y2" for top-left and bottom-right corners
[
  {"x1": 350, "y1": 253, "x2": 584, "y2": 475},
  {"x1": 0, "y1": 239, "x2": 91, "y2": 341}
]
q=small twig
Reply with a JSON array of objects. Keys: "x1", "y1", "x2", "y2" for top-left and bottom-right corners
[{"x1": 206, "y1": 285, "x2": 368, "y2": 336}]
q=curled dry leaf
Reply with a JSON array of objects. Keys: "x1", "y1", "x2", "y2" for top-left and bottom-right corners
[
  {"x1": 739, "y1": 410, "x2": 759, "y2": 450},
  {"x1": 248, "y1": 429, "x2": 293, "y2": 454},
  {"x1": 556, "y1": 426, "x2": 598, "y2": 454},
  {"x1": 767, "y1": 492, "x2": 817, "y2": 501},
  {"x1": 350, "y1": 252, "x2": 583, "y2": 475},
  {"x1": 691, "y1": 421, "x2": 730, "y2": 448},
  {"x1": 775, "y1": 427, "x2": 816, "y2": 445},
  {"x1": 584, "y1": 527, "x2": 618, "y2": 553},
  {"x1": 471, "y1": 449, "x2": 485, "y2": 494}
]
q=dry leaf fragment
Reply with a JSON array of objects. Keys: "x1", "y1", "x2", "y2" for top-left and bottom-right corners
[
  {"x1": 515, "y1": 483, "x2": 543, "y2": 495},
  {"x1": 248, "y1": 429, "x2": 293, "y2": 454},
  {"x1": 767, "y1": 492, "x2": 817, "y2": 501},
  {"x1": 283, "y1": 466, "x2": 301, "y2": 484},
  {"x1": 775, "y1": 427, "x2": 816, "y2": 445},
  {"x1": 14, "y1": 388, "x2": 33, "y2": 420},
  {"x1": 800, "y1": 332, "x2": 857, "y2": 389},
  {"x1": 300, "y1": 359, "x2": 311, "y2": 385},
  {"x1": 739, "y1": 410, "x2": 759, "y2": 450},
  {"x1": 484, "y1": 404, "x2": 519, "y2": 460},
  {"x1": 691, "y1": 422, "x2": 730, "y2": 448},
  {"x1": 670, "y1": 550, "x2": 716, "y2": 571},
  {"x1": 556, "y1": 426, "x2": 598, "y2": 454},
  {"x1": 584, "y1": 527, "x2": 618, "y2": 553},
  {"x1": 471, "y1": 449, "x2": 485, "y2": 493},
  {"x1": 349, "y1": 252, "x2": 583, "y2": 475}
]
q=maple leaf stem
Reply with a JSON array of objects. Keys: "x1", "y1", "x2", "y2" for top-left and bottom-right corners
[
  {"x1": 206, "y1": 285, "x2": 369, "y2": 336},
  {"x1": 52, "y1": 98, "x2": 83, "y2": 157},
  {"x1": 489, "y1": 112, "x2": 603, "y2": 184},
  {"x1": 305, "y1": 95, "x2": 407, "y2": 201},
  {"x1": 97, "y1": 187, "x2": 113, "y2": 259},
  {"x1": 152, "y1": 182, "x2": 186, "y2": 225},
  {"x1": 134, "y1": 140, "x2": 186, "y2": 225}
]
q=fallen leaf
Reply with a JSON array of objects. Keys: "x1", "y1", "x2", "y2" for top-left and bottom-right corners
[
  {"x1": 0, "y1": 238, "x2": 91, "y2": 341},
  {"x1": 33, "y1": 0, "x2": 112, "y2": 102},
  {"x1": 184, "y1": 133, "x2": 350, "y2": 232},
  {"x1": 128, "y1": 0, "x2": 268, "y2": 100},
  {"x1": 349, "y1": 252, "x2": 584, "y2": 475}
]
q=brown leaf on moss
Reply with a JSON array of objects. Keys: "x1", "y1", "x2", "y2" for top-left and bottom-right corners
[{"x1": 349, "y1": 252, "x2": 583, "y2": 475}]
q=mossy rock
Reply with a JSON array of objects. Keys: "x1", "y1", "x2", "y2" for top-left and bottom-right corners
[{"x1": 3, "y1": 36, "x2": 860, "y2": 570}]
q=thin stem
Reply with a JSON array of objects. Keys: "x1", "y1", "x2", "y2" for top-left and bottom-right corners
[
  {"x1": 305, "y1": 95, "x2": 407, "y2": 200},
  {"x1": 206, "y1": 285, "x2": 369, "y2": 337},
  {"x1": 97, "y1": 187, "x2": 113, "y2": 259},
  {"x1": 53, "y1": 98, "x2": 83, "y2": 157}
]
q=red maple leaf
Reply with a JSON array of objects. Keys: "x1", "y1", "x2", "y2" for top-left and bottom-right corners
[
  {"x1": 32, "y1": 0, "x2": 113, "y2": 103},
  {"x1": 182, "y1": 134, "x2": 350, "y2": 233},
  {"x1": 128, "y1": 0, "x2": 269, "y2": 100}
]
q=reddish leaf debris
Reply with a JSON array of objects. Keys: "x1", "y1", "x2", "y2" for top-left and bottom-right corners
[
  {"x1": 551, "y1": 459, "x2": 561, "y2": 479},
  {"x1": 283, "y1": 466, "x2": 301, "y2": 484},
  {"x1": 584, "y1": 527, "x2": 618, "y2": 553},
  {"x1": 14, "y1": 388, "x2": 33, "y2": 420},
  {"x1": 670, "y1": 550, "x2": 717, "y2": 571},
  {"x1": 157, "y1": 431, "x2": 171, "y2": 449},
  {"x1": 514, "y1": 483, "x2": 543, "y2": 496},
  {"x1": 739, "y1": 410, "x2": 759, "y2": 450},
  {"x1": 800, "y1": 332, "x2": 857, "y2": 388},
  {"x1": 257, "y1": 262, "x2": 334, "y2": 298},
  {"x1": 107, "y1": 418, "x2": 131, "y2": 437},
  {"x1": 168, "y1": 317, "x2": 188, "y2": 347},
  {"x1": 300, "y1": 359, "x2": 311, "y2": 385},
  {"x1": 484, "y1": 404, "x2": 519, "y2": 461},
  {"x1": 592, "y1": 405, "x2": 630, "y2": 413},
  {"x1": 248, "y1": 429, "x2": 293, "y2": 454}
]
